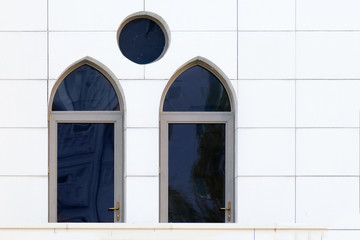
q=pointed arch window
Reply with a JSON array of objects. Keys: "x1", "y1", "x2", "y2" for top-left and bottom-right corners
[
  {"x1": 49, "y1": 59, "x2": 124, "y2": 223},
  {"x1": 160, "y1": 59, "x2": 235, "y2": 223}
]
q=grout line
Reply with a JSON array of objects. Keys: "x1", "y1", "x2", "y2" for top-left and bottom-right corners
[
  {"x1": 294, "y1": 0, "x2": 297, "y2": 224},
  {"x1": 253, "y1": 229, "x2": 255, "y2": 240},
  {"x1": 0, "y1": 30, "x2": 47, "y2": 32},
  {"x1": 236, "y1": 0, "x2": 239, "y2": 81},
  {"x1": 3, "y1": 29, "x2": 360, "y2": 33},
  {"x1": 359, "y1": 110, "x2": 360, "y2": 213},
  {"x1": 0, "y1": 175, "x2": 48, "y2": 178},
  {"x1": 47, "y1": 0, "x2": 49, "y2": 105},
  {"x1": 235, "y1": 127, "x2": 360, "y2": 129},
  {"x1": 143, "y1": 0, "x2": 145, "y2": 11},
  {"x1": 236, "y1": 79, "x2": 360, "y2": 81},
  {"x1": 0, "y1": 127, "x2": 48, "y2": 129},
  {"x1": 4, "y1": 78, "x2": 360, "y2": 81},
  {"x1": 236, "y1": 175, "x2": 360, "y2": 178}
]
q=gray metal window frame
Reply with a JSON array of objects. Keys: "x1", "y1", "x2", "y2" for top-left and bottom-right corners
[
  {"x1": 159, "y1": 58, "x2": 236, "y2": 223},
  {"x1": 48, "y1": 58, "x2": 125, "y2": 222}
]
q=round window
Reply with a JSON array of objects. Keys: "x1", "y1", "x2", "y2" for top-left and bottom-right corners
[{"x1": 118, "y1": 15, "x2": 169, "y2": 65}]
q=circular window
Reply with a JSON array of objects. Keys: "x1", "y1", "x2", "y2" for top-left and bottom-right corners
[{"x1": 118, "y1": 14, "x2": 169, "y2": 65}]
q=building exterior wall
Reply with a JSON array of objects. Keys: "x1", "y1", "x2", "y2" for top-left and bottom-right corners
[{"x1": 0, "y1": 0, "x2": 360, "y2": 239}]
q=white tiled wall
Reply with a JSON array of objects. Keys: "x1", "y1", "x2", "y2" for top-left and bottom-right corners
[
  {"x1": 121, "y1": 80, "x2": 166, "y2": 128},
  {"x1": 238, "y1": 0, "x2": 295, "y2": 30},
  {"x1": 49, "y1": 0, "x2": 143, "y2": 31},
  {"x1": 0, "y1": 33, "x2": 47, "y2": 79},
  {"x1": 0, "y1": 177, "x2": 48, "y2": 223},
  {"x1": 296, "y1": 177, "x2": 360, "y2": 227},
  {"x1": 296, "y1": 80, "x2": 360, "y2": 127},
  {"x1": 296, "y1": 129, "x2": 359, "y2": 176},
  {"x1": 237, "y1": 128, "x2": 295, "y2": 176},
  {"x1": 146, "y1": 0, "x2": 237, "y2": 31},
  {"x1": 0, "y1": 0, "x2": 47, "y2": 31},
  {"x1": 0, "y1": 128, "x2": 47, "y2": 175},
  {"x1": 1, "y1": 0, "x2": 360, "y2": 238},
  {"x1": 237, "y1": 177, "x2": 295, "y2": 223},
  {"x1": 237, "y1": 80, "x2": 295, "y2": 127},
  {"x1": 125, "y1": 177, "x2": 159, "y2": 222},
  {"x1": 296, "y1": 32, "x2": 360, "y2": 79},
  {"x1": 0, "y1": 80, "x2": 47, "y2": 127},
  {"x1": 238, "y1": 32, "x2": 295, "y2": 79},
  {"x1": 296, "y1": 0, "x2": 360, "y2": 30}
]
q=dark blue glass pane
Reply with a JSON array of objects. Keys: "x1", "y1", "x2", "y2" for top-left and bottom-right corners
[
  {"x1": 119, "y1": 18, "x2": 165, "y2": 64},
  {"x1": 168, "y1": 123, "x2": 225, "y2": 222},
  {"x1": 52, "y1": 65, "x2": 120, "y2": 111},
  {"x1": 57, "y1": 123, "x2": 114, "y2": 222},
  {"x1": 163, "y1": 66, "x2": 231, "y2": 111}
]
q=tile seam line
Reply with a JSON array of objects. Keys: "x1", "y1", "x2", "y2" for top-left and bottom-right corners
[
  {"x1": 236, "y1": 175, "x2": 360, "y2": 177},
  {"x1": 236, "y1": 127, "x2": 360, "y2": 129},
  {"x1": 3, "y1": 30, "x2": 360, "y2": 33}
]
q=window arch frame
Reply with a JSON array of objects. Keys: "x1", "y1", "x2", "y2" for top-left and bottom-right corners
[
  {"x1": 48, "y1": 57, "x2": 125, "y2": 222},
  {"x1": 159, "y1": 57, "x2": 236, "y2": 223}
]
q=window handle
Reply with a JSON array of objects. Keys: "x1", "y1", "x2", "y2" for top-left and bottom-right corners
[
  {"x1": 108, "y1": 201, "x2": 120, "y2": 221},
  {"x1": 219, "y1": 201, "x2": 231, "y2": 222}
]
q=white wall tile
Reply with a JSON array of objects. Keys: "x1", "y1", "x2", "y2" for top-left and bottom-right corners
[
  {"x1": 0, "y1": 128, "x2": 47, "y2": 175},
  {"x1": 145, "y1": 32, "x2": 237, "y2": 80},
  {"x1": 296, "y1": 80, "x2": 360, "y2": 127},
  {"x1": 255, "y1": 230, "x2": 323, "y2": 240},
  {"x1": 296, "y1": 177, "x2": 360, "y2": 227},
  {"x1": 0, "y1": 80, "x2": 47, "y2": 127},
  {"x1": 125, "y1": 128, "x2": 159, "y2": 176},
  {"x1": 0, "y1": 0, "x2": 46, "y2": 30},
  {"x1": 49, "y1": 0, "x2": 143, "y2": 31},
  {"x1": 297, "y1": 129, "x2": 359, "y2": 176},
  {"x1": 324, "y1": 230, "x2": 360, "y2": 240},
  {"x1": 0, "y1": 177, "x2": 47, "y2": 223},
  {"x1": 238, "y1": 32, "x2": 295, "y2": 79},
  {"x1": 49, "y1": 32, "x2": 144, "y2": 80},
  {"x1": 237, "y1": 80, "x2": 295, "y2": 127},
  {"x1": 238, "y1": 0, "x2": 295, "y2": 30},
  {"x1": 0, "y1": 33, "x2": 47, "y2": 79},
  {"x1": 125, "y1": 177, "x2": 159, "y2": 223},
  {"x1": 297, "y1": 0, "x2": 360, "y2": 30},
  {"x1": 237, "y1": 177, "x2": 295, "y2": 223},
  {"x1": 237, "y1": 128, "x2": 295, "y2": 176},
  {"x1": 121, "y1": 80, "x2": 166, "y2": 128},
  {"x1": 146, "y1": 0, "x2": 237, "y2": 31},
  {"x1": 297, "y1": 32, "x2": 360, "y2": 79}
]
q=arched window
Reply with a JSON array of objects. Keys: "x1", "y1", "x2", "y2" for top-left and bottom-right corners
[
  {"x1": 49, "y1": 58, "x2": 124, "y2": 222},
  {"x1": 160, "y1": 58, "x2": 235, "y2": 223}
]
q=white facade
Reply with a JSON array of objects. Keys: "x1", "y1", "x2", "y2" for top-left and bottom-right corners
[{"x1": 0, "y1": 0, "x2": 360, "y2": 239}]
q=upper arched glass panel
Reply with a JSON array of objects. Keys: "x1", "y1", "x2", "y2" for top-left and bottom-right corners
[
  {"x1": 163, "y1": 66, "x2": 231, "y2": 112},
  {"x1": 52, "y1": 65, "x2": 120, "y2": 111}
]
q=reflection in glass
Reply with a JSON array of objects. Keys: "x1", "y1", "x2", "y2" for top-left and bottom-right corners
[
  {"x1": 163, "y1": 66, "x2": 231, "y2": 112},
  {"x1": 168, "y1": 123, "x2": 225, "y2": 222},
  {"x1": 57, "y1": 123, "x2": 114, "y2": 222},
  {"x1": 52, "y1": 65, "x2": 119, "y2": 111},
  {"x1": 119, "y1": 18, "x2": 165, "y2": 64}
]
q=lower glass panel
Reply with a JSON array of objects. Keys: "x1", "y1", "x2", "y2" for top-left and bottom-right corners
[
  {"x1": 57, "y1": 123, "x2": 114, "y2": 222},
  {"x1": 168, "y1": 123, "x2": 225, "y2": 222}
]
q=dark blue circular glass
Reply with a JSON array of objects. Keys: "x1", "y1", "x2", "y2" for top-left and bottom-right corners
[{"x1": 119, "y1": 18, "x2": 166, "y2": 64}]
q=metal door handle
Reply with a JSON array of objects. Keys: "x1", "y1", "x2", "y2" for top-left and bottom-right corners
[
  {"x1": 219, "y1": 201, "x2": 231, "y2": 222},
  {"x1": 108, "y1": 201, "x2": 120, "y2": 221},
  {"x1": 108, "y1": 207, "x2": 119, "y2": 211}
]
